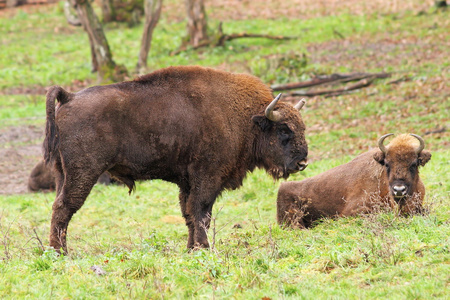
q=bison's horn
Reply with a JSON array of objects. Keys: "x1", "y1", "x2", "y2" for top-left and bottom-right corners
[
  {"x1": 265, "y1": 93, "x2": 282, "y2": 122},
  {"x1": 410, "y1": 134, "x2": 425, "y2": 153},
  {"x1": 294, "y1": 98, "x2": 306, "y2": 111},
  {"x1": 378, "y1": 133, "x2": 394, "y2": 154}
]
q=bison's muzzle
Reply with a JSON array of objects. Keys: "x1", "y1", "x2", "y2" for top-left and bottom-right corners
[{"x1": 297, "y1": 159, "x2": 308, "y2": 171}]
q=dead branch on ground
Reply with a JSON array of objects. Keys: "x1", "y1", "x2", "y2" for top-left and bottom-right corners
[
  {"x1": 424, "y1": 127, "x2": 446, "y2": 135},
  {"x1": 170, "y1": 22, "x2": 296, "y2": 56},
  {"x1": 289, "y1": 77, "x2": 376, "y2": 98},
  {"x1": 271, "y1": 72, "x2": 390, "y2": 91}
]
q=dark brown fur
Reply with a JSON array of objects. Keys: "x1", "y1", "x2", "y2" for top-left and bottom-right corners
[
  {"x1": 277, "y1": 134, "x2": 431, "y2": 228},
  {"x1": 44, "y1": 66, "x2": 308, "y2": 252}
]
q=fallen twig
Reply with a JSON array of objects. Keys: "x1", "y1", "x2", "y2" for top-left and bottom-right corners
[
  {"x1": 333, "y1": 29, "x2": 345, "y2": 40},
  {"x1": 387, "y1": 76, "x2": 412, "y2": 85},
  {"x1": 33, "y1": 228, "x2": 45, "y2": 252}
]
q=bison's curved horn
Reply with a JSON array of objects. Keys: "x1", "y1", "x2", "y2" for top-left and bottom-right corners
[
  {"x1": 294, "y1": 98, "x2": 306, "y2": 111},
  {"x1": 378, "y1": 133, "x2": 394, "y2": 154},
  {"x1": 410, "y1": 134, "x2": 425, "y2": 153},
  {"x1": 265, "y1": 93, "x2": 282, "y2": 122}
]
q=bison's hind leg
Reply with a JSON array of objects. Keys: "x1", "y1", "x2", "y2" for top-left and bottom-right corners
[
  {"x1": 178, "y1": 186, "x2": 195, "y2": 249},
  {"x1": 181, "y1": 178, "x2": 224, "y2": 250},
  {"x1": 49, "y1": 166, "x2": 103, "y2": 254}
]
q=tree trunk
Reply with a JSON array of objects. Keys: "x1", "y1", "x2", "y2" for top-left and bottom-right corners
[
  {"x1": 70, "y1": 0, "x2": 127, "y2": 82},
  {"x1": 136, "y1": 0, "x2": 163, "y2": 72},
  {"x1": 101, "y1": 0, "x2": 116, "y2": 23},
  {"x1": 434, "y1": 0, "x2": 447, "y2": 8},
  {"x1": 6, "y1": 0, "x2": 20, "y2": 8},
  {"x1": 185, "y1": 0, "x2": 208, "y2": 47}
]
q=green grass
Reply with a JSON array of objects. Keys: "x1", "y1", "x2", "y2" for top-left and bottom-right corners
[
  {"x1": 0, "y1": 95, "x2": 46, "y2": 128},
  {"x1": 0, "y1": 1, "x2": 449, "y2": 299},
  {"x1": 0, "y1": 153, "x2": 448, "y2": 298}
]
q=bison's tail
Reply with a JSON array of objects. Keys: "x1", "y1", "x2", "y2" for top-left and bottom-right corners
[{"x1": 43, "y1": 86, "x2": 71, "y2": 165}]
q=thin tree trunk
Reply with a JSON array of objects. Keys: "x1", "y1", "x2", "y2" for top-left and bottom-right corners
[
  {"x1": 185, "y1": 0, "x2": 208, "y2": 47},
  {"x1": 101, "y1": 0, "x2": 116, "y2": 23},
  {"x1": 6, "y1": 0, "x2": 20, "y2": 8},
  {"x1": 136, "y1": 0, "x2": 163, "y2": 72},
  {"x1": 70, "y1": 0, "x2": 127, "y2": 82},
  {"x1": 88, "y1": 34, "x2": 99, "y2": 73}
]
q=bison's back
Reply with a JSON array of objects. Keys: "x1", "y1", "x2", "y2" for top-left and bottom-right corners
[{"x1": 278, "y1": 150, "x2": 388, "y2": 222}]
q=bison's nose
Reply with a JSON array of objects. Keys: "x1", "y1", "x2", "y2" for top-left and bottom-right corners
[
  {"x1": 393, "y1": 185, "x2": 407, "y2": 197},
  {"x1": 298, "y1": 159, "x2": 308, "y2": 171}
]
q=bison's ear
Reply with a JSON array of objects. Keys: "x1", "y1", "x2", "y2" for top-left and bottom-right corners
[
  {"x1": 418, "y1": 151, "x2": 431, "y2": 166},
  {"x1": 373, "y1": 150, "x2": 385, "y2": 165},
  {"x1": 252, "y1": 115, "x2": 273, "y2": 131}
]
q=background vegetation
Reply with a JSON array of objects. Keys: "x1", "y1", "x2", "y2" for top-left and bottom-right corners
[{"x1": 0, "y1": 0, "x2": 448, "y2": 298}]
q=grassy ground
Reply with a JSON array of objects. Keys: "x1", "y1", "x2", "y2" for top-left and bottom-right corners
[{"x1": 0, "y1": 0, "x2": 449, "y2": 299}]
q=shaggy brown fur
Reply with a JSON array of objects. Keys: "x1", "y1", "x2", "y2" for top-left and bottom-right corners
[
  {"x1": 28, "y1": 160, "x2": 114, "y2": 192},
  {"x1": 43, "y1": 65, "x2": 308, "y2": 253},
  {"x1": 28, "y1": 160, "x2": 56, "y2": 192},
  {"x1": 277, "y1": 134, "x2": 431, "y2": 228}
]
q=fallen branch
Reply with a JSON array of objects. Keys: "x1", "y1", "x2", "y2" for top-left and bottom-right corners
[
  {"x1": 216, "y1": 32, "x2": 294, "y2": 47},
  {"x1": 290, "y1": 77, "x2": 376, "y2": 97},
  {"x1": 271, "y1": 72, "x2": 391, "y2": 91},
  {"x1": 424, "y1": 127, "x2": 446, "y2": 135},
  {"x1": 387, "y1": 76, "x2": 411, "y2": 85},
  {"x1": 170, "y1": 22, "x2": 295, "y2": 56}
]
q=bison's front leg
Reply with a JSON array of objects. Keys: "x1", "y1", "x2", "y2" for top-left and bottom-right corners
[{"x1": 193, "y1": 201, "x2": 215, "y2": 249}]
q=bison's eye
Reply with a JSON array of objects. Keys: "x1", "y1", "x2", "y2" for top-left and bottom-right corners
[
  {"x1": 278, "y1": 126, "x2": 293, "y2": 146},
  {"x1": 409, "y1": 162, "x2": 418, "y2": 173},
  {"x1": 385, "y1": 163, "x2": 391, "y2": 174}
]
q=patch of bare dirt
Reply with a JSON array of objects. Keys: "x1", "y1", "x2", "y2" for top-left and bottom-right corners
[{"x1": 0, "y1": 124, "x2": 44, "y2": 194}]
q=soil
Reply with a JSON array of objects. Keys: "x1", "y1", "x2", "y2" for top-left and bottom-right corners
[{"x1": 0, "y1": 124, "x2": 44, "y2": 194}]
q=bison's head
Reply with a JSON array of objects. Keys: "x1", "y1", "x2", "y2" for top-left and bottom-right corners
[
  {"x1": 252, "y1": 94, "x2": 308, "y2": 179},
  {"x1": 373, "y1": 133, "x2": 431, "y2": 201}
]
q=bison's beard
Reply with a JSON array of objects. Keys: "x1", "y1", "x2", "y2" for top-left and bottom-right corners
[{"x1": 267, "y1": 166, "x2": 289, "y2": 180}]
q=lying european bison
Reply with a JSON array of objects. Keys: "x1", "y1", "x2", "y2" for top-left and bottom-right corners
[
  {"x1": 44, "y1": 66, "x2": 309, "y2": 253},
  {"x1": 277, "y1": 133, "x2": 431, "y2": 228},
  {"x1": 28, "y1": 160, "x2": 56, "y2": 192},
  {"x1": 28, "y1": 160, "x2": 114, "y2": 192}
]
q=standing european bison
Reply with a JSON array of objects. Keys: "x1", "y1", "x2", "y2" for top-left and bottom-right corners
[
  {"x1": 277, "y1": 133, "x2": 431, "y2": 228},
  {"x1": 44, "y1": 66, "x2": 309, "y2": 252}
]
